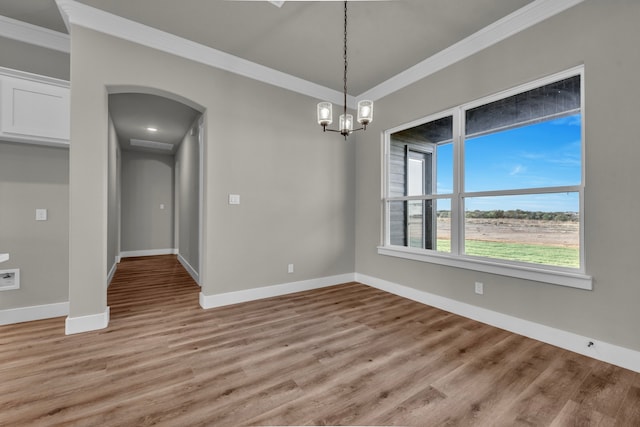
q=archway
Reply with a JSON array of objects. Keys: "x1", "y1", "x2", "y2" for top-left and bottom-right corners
[{"x1": 106, "y1": 86, "x2": 205, "y2": 308}]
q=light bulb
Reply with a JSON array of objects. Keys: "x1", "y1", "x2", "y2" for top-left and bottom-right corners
[
  {"x1": 317, "y1": 102, "x2": 333, "y2": 126},
  {"x1": 357, "y1": 100, "x2": 373, "y2": 125}
]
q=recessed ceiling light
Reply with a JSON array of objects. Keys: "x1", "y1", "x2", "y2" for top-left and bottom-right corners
[{"x1": 146, "y1": 127, "x2": 158, "y2": 132}]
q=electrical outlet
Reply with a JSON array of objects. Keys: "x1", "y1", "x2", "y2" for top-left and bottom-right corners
[
  {"x1": 474, "y1": 281, "x2": 484, "y2": 295},
  {"x1": 0, "y1": 269, "x2": 20, "y2": 290},
  {"x1": 35, "y1": 208, "x2": 47, "y2": 221},
  {"x1": 288, "y1": 264, "x2": 294, "y2": 273}
]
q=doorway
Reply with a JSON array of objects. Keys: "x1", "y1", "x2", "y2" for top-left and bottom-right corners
[{"x1": 106, "y1": 89, "x2": 204, "y2": 290}]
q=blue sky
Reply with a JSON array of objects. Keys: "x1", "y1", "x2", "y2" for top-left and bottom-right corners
[{"x1": 435, "y1": 114, "x2": 582, "y2": 212}]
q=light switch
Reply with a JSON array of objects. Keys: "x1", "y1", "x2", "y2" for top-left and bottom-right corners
[
  {"x1": 160, "y1": 204, "x2": 165, "y2": 210},
  {"x1": 229, "y1": 194, "x2": 240, "y2": 205},
  {"x1": 35, "y1": 209, "x2": 47, "y2": 221}
]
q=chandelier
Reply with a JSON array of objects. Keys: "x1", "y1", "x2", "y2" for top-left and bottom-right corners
[{"x1": 317, "y1": 1, "x2": 373, "y2": 139}]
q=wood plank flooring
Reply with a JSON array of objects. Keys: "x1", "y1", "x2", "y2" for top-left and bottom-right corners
[{"x1": 1, "y1": 255, "x2": 639, "y2": 426}]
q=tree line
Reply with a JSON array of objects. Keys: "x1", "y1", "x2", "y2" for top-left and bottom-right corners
[{"x1": 437, "y1": 209, "x2": 578, "y2": 222}]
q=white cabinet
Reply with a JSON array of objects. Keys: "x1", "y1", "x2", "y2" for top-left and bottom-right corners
[{"x1": 0, "y1": 68, "x2": 70, "y2": 147}]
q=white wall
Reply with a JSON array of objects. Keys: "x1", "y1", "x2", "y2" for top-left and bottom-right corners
[
  {"x1": 0, "y1": 142, "x2": 69, "y2": 309},
  {"x1": 0, "y1": 36, "x2": 69, "y2": 80},
  {"x1": 66, "y1": 25, "x2": 355, "y2": 319},
  {"x1": 120, "y1": 150, "x2": 174, "y2": 253},
  {"x1": 107, "y1": 116, "x2": 120, "y2": 277},
  {"x1": 355, "y1": 0, "x2": 640, "y2": 352},
  {"x1": 175, "y1": 117, "x2": 201, "y2": 275}
]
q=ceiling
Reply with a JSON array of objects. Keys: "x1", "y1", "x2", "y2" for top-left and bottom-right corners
[
  {"x1": 109, "y1": 94, "x2": 201, "y2": 153},
  {"x1": 0, "y1": 0, "x2": 537, "y2": 151}
]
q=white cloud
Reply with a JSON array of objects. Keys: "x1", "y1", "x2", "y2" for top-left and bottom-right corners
[{"x1": 509, "y1": 164, "x2": 526, "y2": 176}]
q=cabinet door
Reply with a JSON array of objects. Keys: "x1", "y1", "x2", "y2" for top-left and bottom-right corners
[{"x1": 1, "y1": 76, "x2": 70, "y2": 145}]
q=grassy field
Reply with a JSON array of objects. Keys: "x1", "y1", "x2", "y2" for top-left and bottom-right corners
[
  {"x1": 407, "y1": 217, "x2": 580, "y2": 268},
  {"x1": 435, "y1": 239, "x2": 579, "y2": 268}
]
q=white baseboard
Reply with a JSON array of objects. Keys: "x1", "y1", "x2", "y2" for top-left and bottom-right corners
[
  {"x1": 199, "y1": 273, "x2": 356, "y2": 309},
  {"x1": 356, "y1": 273, "x2": 640, "y2": 374},
  {"x1": 65, "y1": 306, "x2": 110, "y2": 335},
  {"x1": 107, "y1": 261, "x2": 117, "y2": 287},
  {"x1": 120, "y1": 248, "x2": 177, "y2": 258},
  {"x1": 177, "y1": 253, "x2": 199, "y2": 285},
  {"x1": 0, "y1": 301, "x2": 69, "y2": 325}
]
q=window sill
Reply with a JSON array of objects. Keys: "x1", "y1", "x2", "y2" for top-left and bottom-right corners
[{"x1": 377, "y1": 246, "x2": 592, "y2": 290}]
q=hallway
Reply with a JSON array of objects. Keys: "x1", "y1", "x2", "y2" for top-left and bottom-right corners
[{"x1": 108, "y1": 255, "x2": 200, "y2": 322}]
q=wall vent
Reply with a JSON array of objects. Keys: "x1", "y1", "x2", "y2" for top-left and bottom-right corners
[{"x1": 130, "y1": 139, "x2": 174, "y2": 151}]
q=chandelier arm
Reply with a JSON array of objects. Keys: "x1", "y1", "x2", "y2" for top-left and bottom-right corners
[{"x1": 321, "y1": 126, "x2": 366, "y2": 134}]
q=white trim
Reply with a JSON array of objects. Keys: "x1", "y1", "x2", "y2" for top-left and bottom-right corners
[
  {"x1": 356, "y1": 273, "x2": 640, "y2": 374},
  {"x1": 357, "y1": 0, "x2": 585, "y2": 102},
  {"x1": 107, "y1": 260, "x2": 117, "y2": 286},
  {"x1": 0, "y1": 66, "x2": 69, "y2": 88},
  {"x1": 178, "y1": 253, "x2": 199, "y2": 285},
  {"x1": 198, "y1": 116, "x2": 204, "y2": 289},
  {"x1": 54, "y1": 0, "x2": 347, "y2": 106},
  {"x1": 199, "y1": 273, "x2": 356, "y2": 309},
  {"x1": 65, "y1": 306, "x2": 110, "y2": 334},
  {"x1": 120, "y1": 248, "x2": 177, "y2": 258},
  {"x1": 0, "y1": 301, "x2": 69, "y2": 325},
  {"x1": 378, "y1": 246, "x2": 592, "y2": 290},
  {"x1": 0, "y1": 15, "x2": 70, "y2": 53}
]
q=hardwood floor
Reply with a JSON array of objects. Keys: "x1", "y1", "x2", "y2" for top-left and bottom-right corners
[{"x1": 1, "y1": 255, "x2": 639, "y2": 426}]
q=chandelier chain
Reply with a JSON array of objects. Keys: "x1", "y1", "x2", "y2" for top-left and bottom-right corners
[{"x1": 343, "y1": 0, "x2": 348, "y2": 117}]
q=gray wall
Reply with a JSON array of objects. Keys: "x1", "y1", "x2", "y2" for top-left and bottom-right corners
[
  {"x1": 175, "y1": 117, "x2": 201, "y2": 275},
  {"x1": 107, "y1": 116, "x2": 120, "y2": 276},
  {"x1": 67, "y1": 25, "x2": 355, "y2": 318},
  {"x1": 355, "y1": 0, "x2": 640, "y2": 352},
  {"x1": 120, "y1": 150, "x2": 174, "y2": 253},
  {"x1": 0, "y1": 36, "x2": 69, "y2": 80},
  {"x1": 0, "y1": 142, "x2": 69, "y2": 309}
]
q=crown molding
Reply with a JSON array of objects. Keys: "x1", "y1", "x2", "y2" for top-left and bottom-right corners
[
  {"x1": 0, "y1": 14, "x2": 70, "y2": 53},
  {"x1": 54, "y1": 0, "x2": 349, "y2": 106},
  {"x1": 0, "y1": 65, "x2": 69, "y2": 87},
  {"x1": 357, "y1": 0, "x2": 585, "y2": 102},
  {"x1": 46, "y1": 0, "x2": 584, "y2": 106}
]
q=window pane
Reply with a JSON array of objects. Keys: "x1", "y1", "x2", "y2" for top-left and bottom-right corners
[
  {"x1": 463, "y1": 193, "x2": 579, "y2": 268},
  {"x1": 435, "y1": 199, "x2": 451, "y2": 253},
  {"x1": 408, "y1": 158, "x2": 425, "y2": 196},
  {"x1": 436, "y1": 142, "x2": 453, "y2": 194},
  {"x1": 465, "y1": 114, "x2": 582, "y2": 192},
  {"x1": 389, "y1": 200, "x2": 406, "y2": 246},
  {"x1": 389, "y1": 199, "x2": 451, "y2": 253},
  {"x1": 390, "y1": 116, "x2": 453, "y2": 196},
  {"x1": 408, "y1": 200, "x2": 426, "y2": 248},
  {"x1": 466, "y1": 75, "x2": 580, "y2": 137}
]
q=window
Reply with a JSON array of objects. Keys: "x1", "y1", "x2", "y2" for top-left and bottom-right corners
[{"x1": 381, "y1": 67, "x2": 591, "y2": 289}]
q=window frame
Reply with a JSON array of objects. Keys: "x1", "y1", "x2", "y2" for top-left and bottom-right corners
[{"x1": 379, "y1": 66, "x2": 592, "y2": 290}]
